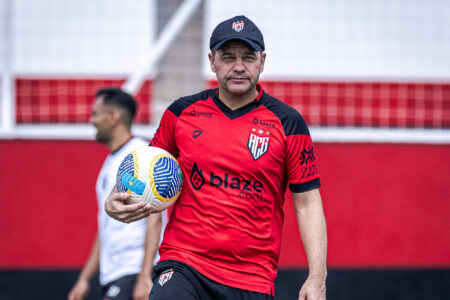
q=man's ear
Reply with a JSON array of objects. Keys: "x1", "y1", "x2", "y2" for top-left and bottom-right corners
[
  {"x1": 259, "y1": 52, "x2": 266, "y2": 73},
  {"x1": 109, "y1": 109, "x2": 122, "y2": 126},
  {"x1": 208, "y1": 53, "x2": 216, "y2": 73}
]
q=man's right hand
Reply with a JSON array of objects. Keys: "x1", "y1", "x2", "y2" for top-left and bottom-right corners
[
  {"x1": 68, "y1": 279, "x2": 89, "y2": 300},
  {"x1": 104, "y1": 186, "x2": 152, "y2": 223}
]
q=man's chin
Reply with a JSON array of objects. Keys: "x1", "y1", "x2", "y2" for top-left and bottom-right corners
[
  {"x1": 226, "y1": 84, "x2": 252, "y2": 96},
  {"x1": 95, "y1": 134, "x2": 108, "y2": 144}
]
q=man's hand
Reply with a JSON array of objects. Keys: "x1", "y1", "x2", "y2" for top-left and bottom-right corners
[
  {"x1": 68, "y1": 279, "x2": 89, "y2": 300},
  {"x1": 298, "y1": 274, "x2": 326, "y2": 300},
  {"x1": 104, "y1": 187, "x2": 152, "y2": 223},
  {"x1": 133, "y1": 273, "x2": 153, "y2": 300}
]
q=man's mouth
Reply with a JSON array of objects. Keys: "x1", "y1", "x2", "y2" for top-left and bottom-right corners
[{"x1": 228, "y1": 77, "x2": 249, "y2": 83}]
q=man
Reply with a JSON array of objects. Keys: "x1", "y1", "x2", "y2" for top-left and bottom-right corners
[
  {"x1": 105, "y1": 16, "x2": 327, "y2": 300},
  {"x1": 68, "y1": 87, "x2": 167, "y2": 300}
]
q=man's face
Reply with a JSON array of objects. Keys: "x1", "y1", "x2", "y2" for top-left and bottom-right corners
[
  {"x1": 90, "y1": 96, "x2": 114, "y2": 143},
  {"x1": 209, "y1": 40, "x2": 266, "y2": 97}
]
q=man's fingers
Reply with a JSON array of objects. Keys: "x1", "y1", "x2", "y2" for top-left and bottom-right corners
[
  {"x1": 115, "y1": 192, "x2": 131, "y2": 201},
  {"x1": 125, "y1": 210, "x2": 151, "y2": 223},
  {"x1": 121, "y1": 200, "x2": 148, "y2": 212},
  {"x1": 113, "y1": 201, "x2": 151, "y2": 222},
  {"x1": 298, "y1": 286, "x2": 307, "y2": 300},
  {"x1": 121, "y1": 203, "x2": 151, "y2": 219},
  {"x1": 105, "y1": 191, "x2": 152, "y2": 223}
]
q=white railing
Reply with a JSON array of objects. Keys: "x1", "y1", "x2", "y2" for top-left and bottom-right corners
[
  {"x1": 0, "y1": 0, "x2": 203, "y2": 140},
  {"x1": 1, "y1": 0, "x2": 449, "y2": 144},
  {"x1": 123, "y1": 0, "x2": 203, "y2": 94},
  {"x1": 0, "y1": 124, "x2": 448, "y2": 144}
]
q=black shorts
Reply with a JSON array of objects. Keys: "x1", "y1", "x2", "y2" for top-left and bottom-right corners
[
  {"x1": 149, "y1": 260, "x2": 274, "y2": 300},
  {"x1": 101, "y1": 274, "x2": 137, "y2": 300}
]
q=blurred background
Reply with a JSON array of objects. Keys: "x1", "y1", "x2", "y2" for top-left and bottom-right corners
[{"x1": 0, "y1": 0, "x2": 449, "y2": 299}]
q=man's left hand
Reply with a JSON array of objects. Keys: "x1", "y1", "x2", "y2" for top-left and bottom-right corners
[
  {"x1": 133, "y1": 274, "x2": 153, "y2": 300},
  {"x1": 298, "y1": 274, "x2": 326, "y2": 300}
]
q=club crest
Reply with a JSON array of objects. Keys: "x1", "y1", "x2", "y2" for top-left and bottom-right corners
[
  {"x1": 247, "y1": 128, "x2": 270, "y2": 160},
  {"x1": 232, "y1": 20, "x2": 245, "y2": 32},
  {"x1": 158, "y1": 269, "x2": 174, "y2": 286}
]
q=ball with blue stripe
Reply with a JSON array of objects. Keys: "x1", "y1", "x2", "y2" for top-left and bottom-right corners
[{"x1": 116, "y1": 146, "x2": 183, "y2": 212}]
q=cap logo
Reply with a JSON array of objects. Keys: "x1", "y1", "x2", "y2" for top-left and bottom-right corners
[{"x1": 232, "y1": 21, "x2": 245, "y2": 32}]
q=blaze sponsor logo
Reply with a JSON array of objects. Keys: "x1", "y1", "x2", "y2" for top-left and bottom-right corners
[
  {"x1": 190, "y1": 110, "x2": 212, "y2": 118},
  {"x1": 300, "y1": 146, "x2": 316, "y2": 165},
  {"x1": 158, "y1": 269, "x2": 174, "y2": 286},
  {"x1": 189, "y1": 163, "x2": 263, "y2": 201},
  {"x1": 190, "y1": 162, "x2": 205, "y2": 190},
  {"x1": 252, "y1": 117, "x2": 275, "y2": 128},
  {"x1": 247, "y1": 128, "x2": 270, "y2": 160},
  {"x1": 210, "y1": 172, "x2": 263, "y2": 193}
]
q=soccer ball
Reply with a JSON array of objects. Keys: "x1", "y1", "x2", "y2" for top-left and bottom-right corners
[{"x1": 116, "y1": 146, "x2": 183, "y2": 212}]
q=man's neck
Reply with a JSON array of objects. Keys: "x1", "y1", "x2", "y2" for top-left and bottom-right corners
[
  {"x1": 218, "y1": 87, "x2": 259, "y2": 110},
  {"x1": 108, "y1": 128, "x2": 132, "y2": 154}
]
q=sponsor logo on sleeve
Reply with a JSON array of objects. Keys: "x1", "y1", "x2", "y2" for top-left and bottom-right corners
[
  {"x1": 299, "y1": 146, "x2": 319, "y2": 179},
  {"x1": 299, "y1": 146, "x2": 316, "y2": 165}
]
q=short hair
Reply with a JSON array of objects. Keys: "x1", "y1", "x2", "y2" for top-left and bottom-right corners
[{"x1": 95, "y1": 87, "x2": 138, "y2": 127}]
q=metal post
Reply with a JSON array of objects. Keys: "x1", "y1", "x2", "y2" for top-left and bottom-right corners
[
  {"x1": 1, "y1": 0, "x2": 14, "y2": 136},
  {"x1": 122, "y1": 0, "x2": 203, "y2": 94}
]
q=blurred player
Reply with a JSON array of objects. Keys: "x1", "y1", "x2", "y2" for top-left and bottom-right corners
[
  {"x1": 68, "y1": 87, "x2": 167, "y2": 300},
  {"x1": 105, "y1": 16, "x2": 327, "y2": 300}
]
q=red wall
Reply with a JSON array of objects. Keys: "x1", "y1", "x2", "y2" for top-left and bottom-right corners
[
  {"x1": 0, "y1": 141, "x2": 107, "y2": 268},
  {"x1": 0, "y1": 140, "x2": 449, "y2": 268},
  {"x1": 280, "y1": 143, "x2": 450, "y2": 268}
]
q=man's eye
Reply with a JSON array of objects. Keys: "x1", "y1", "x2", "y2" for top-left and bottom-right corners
[{"x1": 222, "y1": 56, "x2": 234, "y2": 61}]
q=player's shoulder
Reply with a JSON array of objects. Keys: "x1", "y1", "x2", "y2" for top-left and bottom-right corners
[
  {"x1": 130, "y1": 136, "x2": 149, "y2": 148},
  {"x1": 167, "y1": 88, "x2": 217, "y2": 117},
  {"x1": 260, "y1": 91, "x2": 311, "y2": 136},
  {"x1": 117, "y1": 137, "x2": 148, "y2": 156}
]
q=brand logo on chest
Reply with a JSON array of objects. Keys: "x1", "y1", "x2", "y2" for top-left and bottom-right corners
[
  {"x1": 190, "y1": 110, "x2": 212, "y2": 118},
  {"x1": 247, "y1": 128, "x2": 270, "y2": 160},
  {"x1": 252, "y1": 117, "x2": 275, "y2": 128}
]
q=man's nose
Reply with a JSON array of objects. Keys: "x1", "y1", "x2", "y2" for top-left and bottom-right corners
[{"x1": 232, "y1": 58, "x2": 245, "y2": 71}]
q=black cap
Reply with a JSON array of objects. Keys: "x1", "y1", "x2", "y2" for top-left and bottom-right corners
[{"x1": 210, "y1": 15, "x2": 265, "y2": 51}]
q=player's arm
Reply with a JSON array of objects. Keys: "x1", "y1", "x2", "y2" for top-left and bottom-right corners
[
  {"x1": 133, "y1": 212, "x2": 163, "y2": 299},
  {"x1": 106, "y1": 107, "x2": 178, "y2": 223},
  {"x1": 104, "y1": 186, "x2": 152, "y2": 223},
  {"x1": 68, "y1": 234, "x2": 100, "y2": 300},
  {"x1": 293, "y1": 188, "x2": 327, "y2": 300}
]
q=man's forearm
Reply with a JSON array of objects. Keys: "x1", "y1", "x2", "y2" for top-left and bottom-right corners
[
  {"x1": 78, "y1": 234, "x2": 100, "y2": 282},
  {"x1": 139, "y1": 212, "x2": 163, "y2": 278},
  {"x1": 293, "y1": 189, "x2": 327, "y2": 277}
]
